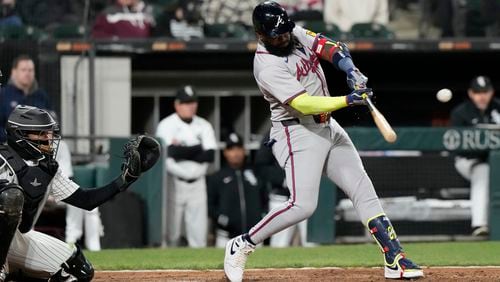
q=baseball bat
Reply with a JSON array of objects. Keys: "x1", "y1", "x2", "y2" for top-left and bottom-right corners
[{"x1": 365, "y1": 97, "x2": 397, "y2": 143}]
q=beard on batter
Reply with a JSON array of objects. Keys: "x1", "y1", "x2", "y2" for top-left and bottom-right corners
[{"x1": 264, "y1": 35, "x2": 299, "y2": 57}]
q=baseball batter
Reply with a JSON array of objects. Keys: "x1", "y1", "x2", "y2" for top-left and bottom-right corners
[
  {"x1": 0, "y1": 105, "x2": 159, "y2": 281},
  {"x1": 224, "y1": 2, "x2": 424, "y2": 281}
]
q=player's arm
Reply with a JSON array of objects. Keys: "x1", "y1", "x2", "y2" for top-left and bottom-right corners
[
  {"x1": 63, "y1": 135, "x2": 160, "y2": 211},
  {"x1": 289, "y1": 89, "x2": 373, "y2": 115},
  {"x1": 62, "y1": 179, "x2": 125, "y2": 211},
  {"x1": 312, "y1": 34, "x2": 368, "y2": 89}
]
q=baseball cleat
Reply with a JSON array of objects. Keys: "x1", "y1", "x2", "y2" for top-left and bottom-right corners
[
  {"x1": 384, "y1": 253, "x2": 424, "y2": 279},
  {"x1": 224, "y1": 235, "x2": 255, "y2": 282}
]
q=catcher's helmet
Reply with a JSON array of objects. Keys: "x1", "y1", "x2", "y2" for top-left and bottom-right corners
[
  {"x1": 6, "y1": 105, "x2": 60, "y2": 160},
  {"x1": 252, "y1": 1, "x2": 295, "y2": 38}
]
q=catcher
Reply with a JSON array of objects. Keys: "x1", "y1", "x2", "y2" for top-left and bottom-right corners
[{"x1": 0, "y1": 105, "x2": 160, "y2": 281}]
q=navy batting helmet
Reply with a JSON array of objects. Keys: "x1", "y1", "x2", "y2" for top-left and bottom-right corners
[
  {"x1": 6, "y1": 105, "x2": 60, "y2": 160},
  {"x1": 252, "y1": 1, "x2": 295, "y2": 38}
]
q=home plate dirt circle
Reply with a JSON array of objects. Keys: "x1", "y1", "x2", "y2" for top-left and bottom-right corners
[{"x1": 94, "y1": 267, "x2": 500, "y2": 281}]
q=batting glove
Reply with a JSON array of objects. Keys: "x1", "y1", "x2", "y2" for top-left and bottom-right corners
[
  {"x1": 346, "y1": 88, "x2": 373, "y2": 106},
  {"x1": 347, "y1": 68, "x2": 368, "y2": 90}
]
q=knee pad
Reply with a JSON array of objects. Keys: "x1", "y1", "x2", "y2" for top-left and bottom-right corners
[
  {"x1": 0, "y1": 183, "x2": 23, "y2": 267},
  {"x1": 52, "y1": 246, "x2": 94, "y2": 282},
  {"x1": 0, "y1": 183, "x2": 24, "y2": 218}
]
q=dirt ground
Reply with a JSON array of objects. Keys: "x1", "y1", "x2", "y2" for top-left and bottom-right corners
[{"x1": 95, "y1": 267, "x2": 500, "y2": 281}]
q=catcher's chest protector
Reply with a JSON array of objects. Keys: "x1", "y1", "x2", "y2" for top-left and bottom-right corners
[{"x1": 0, "y1": 146, "x2": 55, "y2": 233}]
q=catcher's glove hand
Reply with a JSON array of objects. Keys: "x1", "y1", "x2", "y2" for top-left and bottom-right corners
[{"x1": 121, "y1": 135, "x2": 161, "y2": 185}]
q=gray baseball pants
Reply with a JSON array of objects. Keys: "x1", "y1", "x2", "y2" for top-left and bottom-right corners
[{"x1": 249, "y1": 118, "x2": 384, "y2": 244}]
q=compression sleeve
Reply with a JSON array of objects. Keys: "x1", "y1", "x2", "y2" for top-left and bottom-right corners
[
  {"x1": 62, "y1": 176, "x2": 128, "y2": 211},
  {"x1": 167, "y1": 144, "x2": 203, "y2": 160},
  {"x1": 289, "y1": 93, "x2": 348, "y2": 115}
]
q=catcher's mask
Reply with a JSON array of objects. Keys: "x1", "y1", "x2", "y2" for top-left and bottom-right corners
[{"x1": 6, "y1": 105, "x2": 61, "y2": 160}]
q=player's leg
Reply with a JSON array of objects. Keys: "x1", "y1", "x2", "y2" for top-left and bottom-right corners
[
  {"x1": 184, "y1": 182, "x2": 208, "y2": 247},
  {"x1": 269, "y1": 194, "x2": 295, "y2": 247},
  {"x1": 225, "y1": 125, "x2": 330, "y2": 281},
  {"x1": 167, "y1": 180, "x2": 184, "y2": 246},
  {"x1": 454, "y1": 157, "x2": 489, "y2": 235},
  {"x1": 65, "y1": 205, "x2": 84, "y2": 246},
  {"x1": 470, "y1": 163, "x2": 489, "y2": 235},
  {"x1": 247, "y1": 125, "x2": 330, "y2": 243},
  {"x1": 0, "y1": 183, "x2": 24, "y2": 281},
  {"x1": 83, "y1": 208, "x2": 102, "y2": 251},
  {"x1": 215, "y1": 229, "x2": 230, "y2": 248},
  {"x1": 8, "y1": 230, "x2": 93, "y2": 281},
  {"x1": 324, "y1": 120, "x2": 423, "y2": 279}
]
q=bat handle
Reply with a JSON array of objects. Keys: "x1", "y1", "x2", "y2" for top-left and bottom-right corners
[{"x1": 365, "y1": 96, "x2": 375, "y2": 111}]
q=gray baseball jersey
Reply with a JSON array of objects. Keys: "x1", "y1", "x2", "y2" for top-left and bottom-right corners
[
  {"x1": 0, "y1": 156, "x2": 78, "y2": 278},
  {"x1": 254, "y1": 25, "x2": 330, "y2": 121},
  {"x1": 247, "y1": 25, "x2": 385, "y2": 244}
]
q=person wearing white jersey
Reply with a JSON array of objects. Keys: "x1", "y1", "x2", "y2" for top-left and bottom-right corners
[
  {"x1": 58, "y1": 139, "x2": 104, "y2": 252},
  {"x1": 0, "y1": 105, "x2": 159, "y2": 281},
  {"x1": 224, "y1": 2, "x2": 423, "y2": 281},
  {"x1": 46, "y1": 110, "x2": 104, "y2": 252},
  {"x1": 156, "y1": 85, "x2": 217, "y2": 247}
]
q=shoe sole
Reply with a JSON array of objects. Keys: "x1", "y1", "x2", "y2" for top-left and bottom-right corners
[{"x1": 385, "y1": 267, "x2": 424, "y2": 279}]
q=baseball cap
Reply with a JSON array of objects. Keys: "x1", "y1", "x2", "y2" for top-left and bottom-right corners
[
  {"x1": 175, "y1": 85, "x2": 198, "y2": 103},
  {"x1": 469, "y1": 76, "x2": 493, "y2": 92},
  {"x1": 225, "y1": 132, "x2": 243, "y2": 149}
]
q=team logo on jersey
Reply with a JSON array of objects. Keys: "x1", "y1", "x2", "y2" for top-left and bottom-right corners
[
  {"x1": 30, "y1": 178, "x2": 42, "y2": 187},
  {"x1": 275, "y1": 15, "x2": 285, "y2": 27},
  {"x1": 295, "y1": 52, "x2": 320, "y2": 81}
]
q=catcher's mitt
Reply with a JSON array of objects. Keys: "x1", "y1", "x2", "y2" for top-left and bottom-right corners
[{"x1": 122, "y1": 135, "x2": 161, "y2": 183}]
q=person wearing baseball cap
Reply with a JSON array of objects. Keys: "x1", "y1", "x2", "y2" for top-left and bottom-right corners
[
  {"x1": 156, "y1": 84, "x2": 217, "y2": 247},
  {"x1": 451, "y1": 75, "x2": 498, "y2": 237},
  {"x1": 207, "y1": 132, "x2": 268, "y2": 248},
  {"x1": 175, "y1": 85, "x2": 198, "y2": 104}
]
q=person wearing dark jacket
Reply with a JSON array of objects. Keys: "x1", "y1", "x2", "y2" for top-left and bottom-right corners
[
  {"x1": 208, "y1": 133, "x2": 268, "y2": 247},
  {"x1": 451, "y1": 75, "x2": 499, "y2": 237},
  {"x1": 0, "y1": 55, "x2": 51, "y2": 143}
]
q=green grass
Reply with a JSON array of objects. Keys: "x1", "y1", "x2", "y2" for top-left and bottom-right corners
[{"x1": 84, "y1": 242, "x2": 500, "y2": 270}]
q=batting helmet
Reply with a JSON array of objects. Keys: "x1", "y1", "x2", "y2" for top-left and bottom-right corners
[
  {"x1": 252, "y1": 1, "x2": 295, "y2": 38},
  {"x1": 6, "y1": 105, "x2": 60, "y2": 160}
]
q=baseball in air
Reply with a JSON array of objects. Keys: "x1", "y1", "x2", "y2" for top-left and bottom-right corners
[{"x1": 436, "y1": 88, "x2": 453, "y2": 103}]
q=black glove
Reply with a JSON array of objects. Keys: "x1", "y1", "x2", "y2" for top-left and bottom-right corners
[
  {"x1": 121, "y1": 135, "x2": 161, "y2": 185},
  {"x1": 346, "y1": 88, "x2": 373, "y2": 106}
]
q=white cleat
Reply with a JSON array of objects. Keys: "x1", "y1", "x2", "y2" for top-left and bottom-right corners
[
  {"x1": 224, "y1": 235, "x2": 255, "y2": 282},
  {"x1": 384, "y1": 253, "x2": 424, "y2": 279}
]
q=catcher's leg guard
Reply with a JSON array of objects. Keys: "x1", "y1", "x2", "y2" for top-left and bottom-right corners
[
  {"x1": 0, "y1": 182, "x2": 24, "y2": 268},
  {"x1": 50, "y1": 245, "x2": 94, "y2": 282},
  {"x1": 367, "y1": 214, "x2": 423, "y2": 279}
]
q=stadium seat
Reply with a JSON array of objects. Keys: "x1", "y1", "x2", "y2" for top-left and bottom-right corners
[
  {"x1": 349, "y1": 23, "x2": 395, "y2": 39},
  {"x1": 0, "y1": 25, "x2": 47, "y2": 40},
  {"x1": 0, "y1": 25, "x2": 28, "y2": 39},
  {"x1": 204, "y1": 23, "x2": 253, "y2": 39},
  {"x1": 303, "y1": 21, "x2": 343, "y2": 39},
  {"x1": 52, "y1": 24, "x2": 86, "y2": 39}
]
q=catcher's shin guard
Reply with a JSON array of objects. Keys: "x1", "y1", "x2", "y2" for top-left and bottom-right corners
[
  {"x1": 51, "y1": 245, "x2": 94, "y2": 282},
  {"x1": 367, "y1": 214, "x2": 423, "y2": 279},
  {"x1": 0, "y1": 182, "x2": 24, "y2": 267}
]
